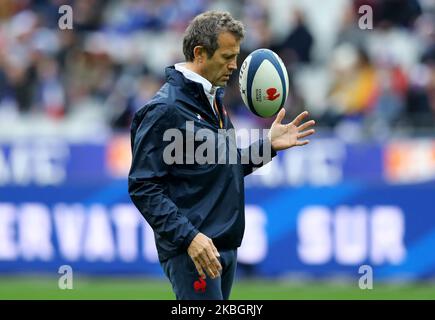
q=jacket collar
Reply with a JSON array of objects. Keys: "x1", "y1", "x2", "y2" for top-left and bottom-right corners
[
  {"x1": 174, "y1": 63, "x2": 216, "y2": 94},
  {"x1": 165, "y1": 66, "x2": 202, "y2": 94},
  {"x1": 165, "y1": 66, "x2": 226, "y2": 126},
  {"x1": 165, "y1": 66, "x2": 225, "y2": 99}
]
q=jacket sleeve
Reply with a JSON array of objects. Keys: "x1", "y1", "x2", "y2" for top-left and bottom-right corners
[
  {"x1": 128, "y1": 105, "x2": 199, "y2": 250},
  {"x1": 239, "y1": 138, "x2": 277, "y2": 176}
]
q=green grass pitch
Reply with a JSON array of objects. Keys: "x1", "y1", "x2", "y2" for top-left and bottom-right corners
[{"x1": 0, "y1": 276, "x2": 434, "y2": 300}]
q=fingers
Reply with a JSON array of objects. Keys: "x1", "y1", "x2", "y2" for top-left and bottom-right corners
[
  {"x1": 296, "y1": 140, "x2": 310, "y2": 146},
  {"x1": 297, "y1": 129, "x2": 315, "y2": 139},
  {"x1": 206, "y1": 248, "x2": 222, "y2": 278},
  {"x1": 192, "y1": 259, "x2": 206, "y2": 279},
  {"x1": 291, "y1": 111, "x2": 309, "y2": 126},
  {"x1": 204, "y1": 241, "x2": 222, "y2": 277},
  {"x1": 209, "y1": 239, "x2": 222, "y2": 272},
  {"x1": 187, "y1": 233, "x2": 222, "y2": 279},
  {"x1": 193, "y1": 247, "x2": 222, "y2": 279},
  {"x1": 294, "y1": 112, "x2": 314, "y2": 146},
  {"x1": 198, "y1": 251, "x2": 220, "y2": 279},
  {"x1": 199, "y1": 255, "x2": 216, "y2": 279},
  {"x1": 273, "y1": 108, "x2": 286, "y2": 125},
  {"x1": 297, "y1": 119, "x2": 315, "y2": 131}
]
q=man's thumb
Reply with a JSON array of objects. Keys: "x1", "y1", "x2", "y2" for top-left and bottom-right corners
[{"x1": 274, "y1": 108, "x2": 286, "y2": 124}]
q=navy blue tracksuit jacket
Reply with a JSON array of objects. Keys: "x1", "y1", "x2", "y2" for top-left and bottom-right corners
[{"x1": 128, "y1": 66, "x2": 276, "y2": 262}]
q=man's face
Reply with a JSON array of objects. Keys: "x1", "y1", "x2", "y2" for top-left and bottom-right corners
[{"x1": 199, "y1": 32, "x2": 240, "y2": 87}]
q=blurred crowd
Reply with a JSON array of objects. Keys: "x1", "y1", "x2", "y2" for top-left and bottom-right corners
[{"x1": 0, "y1": 0, "x2": 434, "y2": 140}]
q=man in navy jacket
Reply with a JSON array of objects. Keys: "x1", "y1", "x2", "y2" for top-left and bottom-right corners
[{"x1": 128, "y1": 11, "x2": 315, "y2": 300}]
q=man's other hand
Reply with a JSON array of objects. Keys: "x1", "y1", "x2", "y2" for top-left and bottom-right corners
[
  {"x1": 268, "y1": 109, "x2": 316, "y2": 151},
  {"x1": 187, "y1": 233, "x2": 222, "y2": 279}
]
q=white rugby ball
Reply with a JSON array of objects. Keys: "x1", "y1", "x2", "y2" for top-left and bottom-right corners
[{"x1": 239, "y1": 48, "x2": 289, "y2": 118}]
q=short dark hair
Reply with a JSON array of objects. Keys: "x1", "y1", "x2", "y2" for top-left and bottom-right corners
[{"x1": 182, "y1": 11, "x2": 245, "y2": 62}]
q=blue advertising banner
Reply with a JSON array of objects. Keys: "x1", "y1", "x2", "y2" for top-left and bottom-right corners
[{"x1": 0, "y1": 137, "x2": 434, "y2": 280}]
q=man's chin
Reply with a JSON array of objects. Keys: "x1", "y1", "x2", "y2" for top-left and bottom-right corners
[{"x1": 215, "y1": 80, "x2": 228, "y2": 87}]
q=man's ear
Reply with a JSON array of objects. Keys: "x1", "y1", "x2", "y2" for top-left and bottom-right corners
[{"x1": 193, "y1": 46, "x2": 206, "y2": 63}]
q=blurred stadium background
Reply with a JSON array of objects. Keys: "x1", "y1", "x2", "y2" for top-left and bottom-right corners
[{"x1": 1, "y1": 0, "x2": 435, "y2": 300}]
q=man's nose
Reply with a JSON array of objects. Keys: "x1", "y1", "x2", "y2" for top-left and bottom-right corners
[{"x1": 229, "y1": 59, "x2": 237, "y2": 71}]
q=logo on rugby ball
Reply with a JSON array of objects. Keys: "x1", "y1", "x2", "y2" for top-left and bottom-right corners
[{"x1": 266, "y1": 87, "x2": 280, "y2": 101}]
